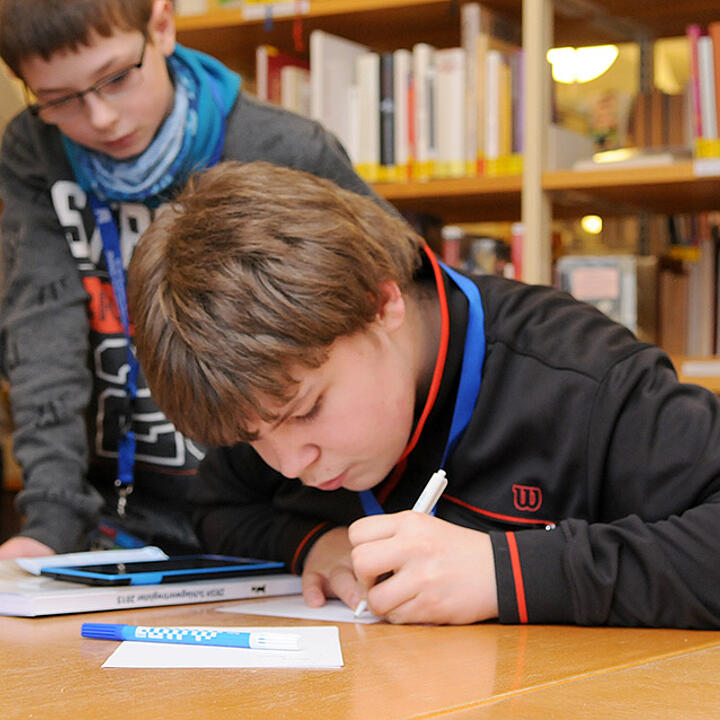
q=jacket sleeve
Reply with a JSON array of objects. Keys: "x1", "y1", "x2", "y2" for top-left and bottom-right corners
[
  {"x1": 491, "y1": 347, "x2": 720, "y2": 628},
  {"x1": 191, "y1": 444, "x2": 338, "y2": 573},
  {"x1": 0, "y1": 116, "x2": 103, "y2": 552}
]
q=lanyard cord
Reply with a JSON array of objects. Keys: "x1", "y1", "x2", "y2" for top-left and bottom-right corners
[
  {"x1": 87, "y1": 75, "x2": 226, "y2": 516},
  {"x1": 360, "y1": 262, "x2": 485, "y2": 516},
  {"x1": 89, "y1": 197, "x2": 138, "y2": 516}
]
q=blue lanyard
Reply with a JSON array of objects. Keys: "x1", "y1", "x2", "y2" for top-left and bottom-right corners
[
  {"x1": 89, "y1": 196, "x2": 138, "y2": 516},
  {"x1": 359, "y1": 263, "x2": 486, "y2": 515},
  {"x1": 87, "y1": 74, "x2": 226, "y2": 516}
]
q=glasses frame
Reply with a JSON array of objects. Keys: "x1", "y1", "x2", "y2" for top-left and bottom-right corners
[{"x1": 27, "y1": 36, "x2": 147, "y2": 119}]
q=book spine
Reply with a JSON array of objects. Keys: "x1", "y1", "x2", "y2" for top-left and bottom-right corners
[
  {"x1": 379, "y1": 52, "x2": 395, "y2": 181},
  {"x1": 698, "y1": 35, "x2": 719, "y2": 141},
  {"x1": 687, "y1": 24, "x2": 704, "y2": 145},
  {"x1": 356, "y1": 52, "x2": 381, "y2": 182},
  {"x1": 461, "y1": 2, "x2": 480, "y2": 175},
  {"x1": 309, "y1": 30, "x2": 324, "y2": 121},
  {"x1": 256, "y1": 44, "x2": 270, "y2": 101},
  {"x1": 484, "y1": 49, "x2": 501, "y2": 172},
  {"x1": 709, "y1": 22, "x2": 720, "y2": 146},
  {"x1": 434, "y1": 48, "x2": 466, "y2": 179},
  {"x1": 393, "y1": 48, "x2": 412, "y2": 181},
  {"x1": 412, "y1": 43, "x2": 436, "y2": 180},
  {"x1": 11, "y1": 574, "x2": 303, "y2": 617}
]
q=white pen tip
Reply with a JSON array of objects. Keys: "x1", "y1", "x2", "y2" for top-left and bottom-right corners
[{"x1": 354, "y1": 599, "x2": 368, "y2": 617}]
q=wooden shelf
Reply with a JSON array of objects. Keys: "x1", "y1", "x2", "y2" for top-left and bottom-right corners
[
  {"x1": 373, "y1": 175, "x2": 522, "y2": 222},
  {"x1": 175, "y1": 0, "x2": 719, "y2": 69},
  {"x1": 672, "y1": 356, "x2": 720, "y2": 394},
  {"x1": 176, "y1": 0, "x2": 521, "y2": 70},
  {"x1": 554, "y1": 1, "x2": 720, "y2": 46},
  {"x1": 372, "y1": 161, "x2": 720, "y2": 223},
  {"x1": 544, "y1": 162, "x2": 720, "y2": 218}
]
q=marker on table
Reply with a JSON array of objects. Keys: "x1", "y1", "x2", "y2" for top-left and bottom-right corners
[
  {"x1": 354, "y1": 469, "x2": 448, "y2": 618},
  {"x1": 81, "y1": 623, "x2": 302, "y2": 650}
]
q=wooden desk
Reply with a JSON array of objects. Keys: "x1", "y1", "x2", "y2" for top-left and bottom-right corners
[{"x1": 2, "y1": 600, "x2": 719, "y2": 719}]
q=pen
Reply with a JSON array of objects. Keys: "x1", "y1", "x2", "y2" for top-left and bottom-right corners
[
  {"x1": 81, "y1": 623, "x2": 302, "y2": 650},
  {"x1": 354, "y1": 469, "x2": 448, "y2": 617}
]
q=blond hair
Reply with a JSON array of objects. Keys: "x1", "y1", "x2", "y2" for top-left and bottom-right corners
[{"x1": 129, "y1": 161, "x2": 423, "y2": 447}]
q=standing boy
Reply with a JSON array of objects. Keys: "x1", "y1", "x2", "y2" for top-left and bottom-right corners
[
  {"x1": 129, "y1": 161, "x2": 720, "y2": 628},
  {"x1": 0, "y1": 0, "x2": 380, "y2": 557}
]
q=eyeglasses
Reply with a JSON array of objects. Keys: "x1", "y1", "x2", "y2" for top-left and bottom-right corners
[{"x1": 27, "y1": 37, "x2": 147, "y2": 123}]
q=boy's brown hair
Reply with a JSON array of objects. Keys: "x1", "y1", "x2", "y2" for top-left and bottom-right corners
[
  {"x1": 0, "y1": 0, "x2": 153, "y2": 78},
  {"x1": 128, "y1": 161, "x2": 424, "y2": 448}
]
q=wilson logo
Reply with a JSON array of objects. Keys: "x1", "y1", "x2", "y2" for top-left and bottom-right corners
[{"x1": 512, "y1": 484, "x2": 542, "y2": 512}]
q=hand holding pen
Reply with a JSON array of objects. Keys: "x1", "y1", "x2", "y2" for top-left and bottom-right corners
[
  {"x1": 348, "y1": 469, "x2": 499, "y2": 625},
  {"x1": 352, "y1": 469, "x2": 448, "y2": 618}
]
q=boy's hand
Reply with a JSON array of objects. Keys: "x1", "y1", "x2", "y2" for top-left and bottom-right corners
[
  {"x1": 301, "y1": 526, "x2": 364, "y2": 610},
  {"x1": 0, "y1": 536, "x2": 54, "y2": 559},
  {"x1": 348, "y1": 511, "x2": 499, "y2": 624}
]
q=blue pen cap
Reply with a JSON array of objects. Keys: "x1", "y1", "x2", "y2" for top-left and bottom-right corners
[{"x1": 81, "y1": 622, "x2": 125, "y2": 640}]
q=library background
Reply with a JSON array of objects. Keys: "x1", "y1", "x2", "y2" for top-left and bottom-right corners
[{"x1": 2, "y1": 0, "x2": 720, "y2": 537}]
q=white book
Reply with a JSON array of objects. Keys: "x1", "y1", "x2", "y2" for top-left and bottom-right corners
[
  {"x1": 484, "y1": 49, "x2": 502, "y2": 161},
  {"x1": 355, "y1": 52, "x2": 381, "y2": 181},
  {"x1": 686, "y1": 230, "x2": 715, "y2": 355},
  {"x1": 393, "y1": 48, "x2": 412, "y2": 178},
  {"x1": 280, "y1": 65, "x2": 311, "y2": 117},
  {"x1": 461, "y1": 2, "x2": 480, "y2": 173},
  {"x1": 434, "y1": 47, "x2": 466, "y2": 178},
  {"x1": 412, "y1": 42, "x2": 437, "y2": 179},
  {"x1": 255, "y1": 44, "x2": 270, "y2": 101},
  {"x1": 0, "y1": 559, "x2": 302, "y2": 617},
  {"x1": 346, "y1": 85, "x2": 360, "y2": 170},
  {"x1": 697, "y1": 35, "x2": 718, "y2": 140},
  {"x1": 310, "y1": 30, "x2": 369, "y2": 165}
]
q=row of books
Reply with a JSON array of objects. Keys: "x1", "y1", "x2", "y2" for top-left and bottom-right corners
[
  {"x1": 687, "y1": 22, "x2": 720, "y2": 157},
  {"x1": 256, "y1": 2, "x2": 524, "y2": 183},
  {"x1": 627, "y1": 88, "x2": 691, "y2": 152}
]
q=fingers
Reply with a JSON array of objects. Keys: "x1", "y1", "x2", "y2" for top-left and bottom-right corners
[
  {"x1": 348, "y1": 512, "x2": 402, "y2": 547},
  {"x1": 350, "y1": 511, "x2": 435, "y2": 587},
  {"x1": 350, "y1": 515, "x2": 500, "y2": 625},
  {"x1": 301, "y1": 570, "x2": 328, "y2": 607},
  {"x1": 301, "y1": 564, "x2": 364, "y2": 610}
]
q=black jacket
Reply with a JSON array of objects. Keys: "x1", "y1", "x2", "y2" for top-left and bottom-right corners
[{"x1": 191, "y1": 257, "x2": 720, "y2": 628}]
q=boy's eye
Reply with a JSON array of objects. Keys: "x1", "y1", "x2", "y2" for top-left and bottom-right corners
[
  {"x1": 294, "y1": 397, "x2": 322, "y2": 423},
  {"x1": 49, "y1": 95, "x2": 77, "y2": 110},
  {"x1": 100, "y1": 68, "x2": 133, "y2": 92}
]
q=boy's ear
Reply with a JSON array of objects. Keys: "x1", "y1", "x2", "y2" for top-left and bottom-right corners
[
  {"x1": 376, "y1": 280, "x2": 406, "y2": 332},
  {"x1": 148, "y1": 0, "x2": 176, "y2": 57}
]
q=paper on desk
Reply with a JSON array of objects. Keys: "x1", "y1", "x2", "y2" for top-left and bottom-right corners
[
  {"x1": 15, "y1": 546, "x2": 168, "y2": 575},
  {"x1": 218, "y1": 595, "x2": 382, "y2": 624},
  {"x1": 102, "y1": 626, "x2": 343, "y2": 668}
]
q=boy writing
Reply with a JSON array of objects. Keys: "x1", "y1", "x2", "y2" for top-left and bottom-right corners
[
  {"x1": 128, "y1": 161, "x2": 720, "y2": 627},
  {"x1": 0, "y1": 0, "x2": 379, "y2": 557}
]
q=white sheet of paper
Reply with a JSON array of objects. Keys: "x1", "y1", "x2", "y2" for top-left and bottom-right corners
[
  {"x1": 102, "y1": 626, "x2": 343, "y2": 668},
  {"x1": 217, "y1": 595, "x2": 382, "y2": 624}
]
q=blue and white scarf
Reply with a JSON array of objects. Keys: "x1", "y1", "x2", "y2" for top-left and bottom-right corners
[{"x1": 62, "y1": 44, "x2": 240, "y2": 205}]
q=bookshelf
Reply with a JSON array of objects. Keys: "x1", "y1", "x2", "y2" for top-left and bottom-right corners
[
  {"x1": 174, "y1": 1, "x2": 720, "y2": 278},
  {"x1": 175, "y1": 0, "x2": 720, "y2": 384}
]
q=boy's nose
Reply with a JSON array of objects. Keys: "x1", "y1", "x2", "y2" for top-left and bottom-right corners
[
  {"x1": 83, "y1": 91, "x2": 119, "y2": 130},
  {"x1": 274, "y1": 442, "x2": 321, "y2": 480}
]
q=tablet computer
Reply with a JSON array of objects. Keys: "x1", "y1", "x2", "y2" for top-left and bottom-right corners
[{"x1": 40, "y1": 554, "x2": 286, "y2": 586}]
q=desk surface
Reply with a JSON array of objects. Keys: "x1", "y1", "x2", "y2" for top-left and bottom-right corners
[{"x1": 2, "y1": 599, "x2": 719, "y2": 720}]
